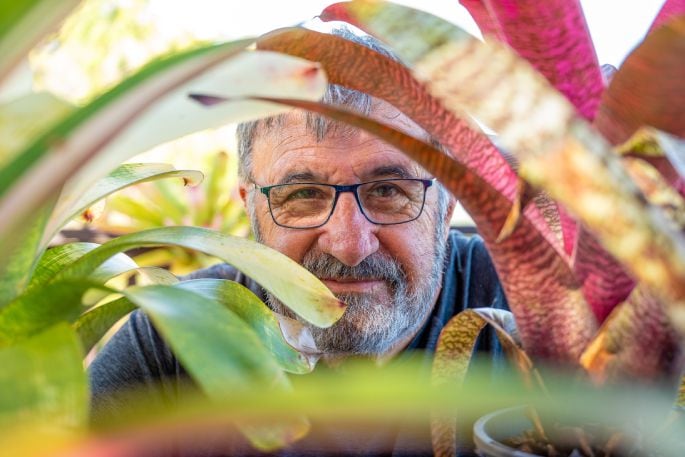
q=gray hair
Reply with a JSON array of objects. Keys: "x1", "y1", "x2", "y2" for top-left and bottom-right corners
[{"x1": 236, "y1": 26, "x2": 451, "y2": 221}]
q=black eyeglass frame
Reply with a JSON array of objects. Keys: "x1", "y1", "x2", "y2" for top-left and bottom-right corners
[{"x1": 256, "y1": 178, "x2": 435, "y2": 229}]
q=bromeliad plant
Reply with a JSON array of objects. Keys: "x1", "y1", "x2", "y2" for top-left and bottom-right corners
[
  {"x1": 234, "y1": 0, "x2": 684, "y2": 454},
  {"x1": 0, "y1": 1, "x2": 350, "y2": 455}
]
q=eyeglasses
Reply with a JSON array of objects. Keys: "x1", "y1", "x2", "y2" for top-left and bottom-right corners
[{"x1": 256, "y1": 178, "x2": 434, "y2": 229}]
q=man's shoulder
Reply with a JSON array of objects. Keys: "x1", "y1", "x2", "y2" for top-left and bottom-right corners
[
  {"x1": 180, "y1": 262, "x2": 265, "y2": 300},
  {"x1": 444, "y1": 227, "x2": 506, "y2": 310},
  {"x1": 180, "y1": 263, "x2": 240, "y2": 281},
  {"x1": 446, "y1": 228, "x2": 494, "y2": 271}
]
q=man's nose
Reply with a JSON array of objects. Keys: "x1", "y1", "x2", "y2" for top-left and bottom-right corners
[{"x1": 317, "y1": 192, "x2": 380, "y2": 267}]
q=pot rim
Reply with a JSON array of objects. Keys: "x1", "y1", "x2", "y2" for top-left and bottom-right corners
[{"x1": 473, "y1": 405, "x2": 539, "y2": 457}]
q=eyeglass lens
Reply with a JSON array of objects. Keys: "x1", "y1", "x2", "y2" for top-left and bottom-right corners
[{"x1": 267, "y1": 179, "x2": 427, "y2": 228}]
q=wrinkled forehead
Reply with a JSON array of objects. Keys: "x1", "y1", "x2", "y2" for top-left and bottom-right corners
[{"x1": 251, "y1": 99, "x2": 430, "y2": 168}]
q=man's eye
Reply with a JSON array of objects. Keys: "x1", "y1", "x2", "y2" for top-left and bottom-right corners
[
  {"x1": 368, "y1": 183, "x2": 401, "y2": 198},
  {"x1": 286, "y1": 187, "x2": 326, "y2": 200}
]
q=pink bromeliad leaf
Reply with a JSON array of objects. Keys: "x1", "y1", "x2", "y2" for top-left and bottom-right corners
[
  {"x1": 459, "y1": 0, "x2": 604, "y2": 122},
  {"x1": 581, "y1": 284, "x2": 682, "y2": 384},
  {"x1": 460, "y1": 0, "x2": 684, "y2": 326},
  {"x1": 578, "y1": 12, "x2": 685, "y2": 321},
  {"x1": 459, "y1": 0, "x2": 505, "y2": 41},
  {"x1": 459, "y1": 0, "x2": 607, "y2": 259},
  {"x1": 594, "y1": 16, "x2": 685, "y2": 145},
  {"x1": 649, "y1": 0, "x2": 685, "y2": 34}
]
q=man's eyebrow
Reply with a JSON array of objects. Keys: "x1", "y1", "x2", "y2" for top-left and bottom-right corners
[
  {"x1": 367, "y1": 165, "x2": 412, "y2": 179},
  {"x1": 279, "y1": 171, "x2": 319, "y2": 184}
]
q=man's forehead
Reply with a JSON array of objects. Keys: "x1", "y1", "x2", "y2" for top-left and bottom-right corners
[
  {"x1": 257, "y1": 99, "x2": 428, "y2": 146},
  {"x1": 277, "y1": 163, "x2": 417, "y2": 185},
  {"x1": 251, "y1": 101, "x2": 430, "y2": 182}
]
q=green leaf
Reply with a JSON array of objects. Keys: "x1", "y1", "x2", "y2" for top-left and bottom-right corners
[
  {"x1": 107, "y1": 283, "x2": 310, "y2": 451},
  {"x1": 74, "y1": 296, "x2": 135, "y2": 354},
  {"x1": 28, "y1": 242, "x2": 138, "y2": 290},
  {"x1": 177, "y1": 279, "x2": 314, "y2": 374},
  {"x1": 43, "y1": 163, "x2": 204, "y2": 246},
  {"x1": 0, "y1": 0, "x2": 81, "y2": 85},
  {"x1": 74, "y1": 267, "x2": 178, "y2": 353},
  {"x1": 0, "y1": 41, "x2": 327, "y2": 247},
  {"x1": 56, "y1": 359, "x2": 681, "y2": 456},
  {"x1": 0, "y1": 279, "x2": 111, "y2": 347},
  {"x1": 0, "y1": 201, "x2": 54, "y2": 307},
  {"x1": 0, "y1": 323, "x2": 87, "y2": 429},
  {"x1": 57, "y1": 227, "x2": 345, "y2": 328},
  {"x1": 0, "y1": 92, "x2": 73, "y2": 167}
]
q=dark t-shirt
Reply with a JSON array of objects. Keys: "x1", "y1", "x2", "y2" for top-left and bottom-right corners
[{"x1": 89, "y1": 230, "x2": 508, "y2": 456}]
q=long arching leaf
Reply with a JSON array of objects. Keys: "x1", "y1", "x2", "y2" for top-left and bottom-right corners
[
  {"x1": 257, "y1": 27, "x2": 569, "y2": 246},
  {"x1": 0, "y1": 42, "x2": 327, "y2": 248},
  {"x1": 256, "y1": 29, "x2": 533, "y2": 226},
  {"x1": 56, "y1": 227, "x2": 345, "y2": 328},
  {"x1": 43, "y1": 163, "x2": 204, "y2": 246},
  {"x1": 28, "y1": 242, "x2": 137, "y2": 290},
  {"x1": 459, "y1": 0, "x2": 604, "y2": 121},
  {"x1": 324, "y1": 1, "x2": 685, "y2": 335},
  {"x1": 594, "y1": 16, "x2": 685, "y2": 145},
  {"x1": 176, "y1": 279, "x2": 315, "y2": 374},
  {"x1": 0, "y1": 0, "x2": 80, "y2": 86}
]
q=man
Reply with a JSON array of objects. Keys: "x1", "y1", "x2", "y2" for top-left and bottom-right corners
[{"x1": 90, "y1": 28, "x2": 508, "y2": 456}]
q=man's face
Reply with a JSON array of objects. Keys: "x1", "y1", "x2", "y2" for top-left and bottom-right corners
[{"x1": 240, "y1": 102, "x2": 453, "y2": 356}]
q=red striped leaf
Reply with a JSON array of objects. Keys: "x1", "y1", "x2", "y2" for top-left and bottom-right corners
[
  {"x1": 648, "y1": 0, "x2": 685, "y2": 34},
  {"x1": 459, "y1": 0, "x2": 604, "y2": 122},
  {"x1": 594, "y1": 16, "x2": 685, "y2": 145}
]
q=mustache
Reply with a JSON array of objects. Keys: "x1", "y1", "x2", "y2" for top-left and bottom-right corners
[{"x1": 301, "y1": 251, "x2": 406, "y2": 285}]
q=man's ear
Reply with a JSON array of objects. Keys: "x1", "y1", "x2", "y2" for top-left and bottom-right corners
[
  {"x1": 239, "y1": 181, "x2": 249, "y2": 209},
  {"x1": 443, "y1": 195, "x2": 457, "y2": 238}
]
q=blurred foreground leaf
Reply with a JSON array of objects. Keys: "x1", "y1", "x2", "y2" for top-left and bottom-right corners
[{"x1": 0, "y1": 323, "x2": 86, "y2": 428}]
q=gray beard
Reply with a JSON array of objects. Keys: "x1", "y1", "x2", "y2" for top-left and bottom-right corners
[
  {"x1": 267, "y1": 250, "x2": 441, "y2": 355},
  {"x1": 249, "y1": 192, "x2": 448, "y2": 355}
]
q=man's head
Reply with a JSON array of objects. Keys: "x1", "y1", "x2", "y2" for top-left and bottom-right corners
[{"x1": 237, "y1": 29, "x2": 455, "y2": 356}]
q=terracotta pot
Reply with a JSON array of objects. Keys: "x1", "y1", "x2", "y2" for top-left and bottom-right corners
[{"x1": 473, "y1": 406, "x2": 538, "y2": 457}]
